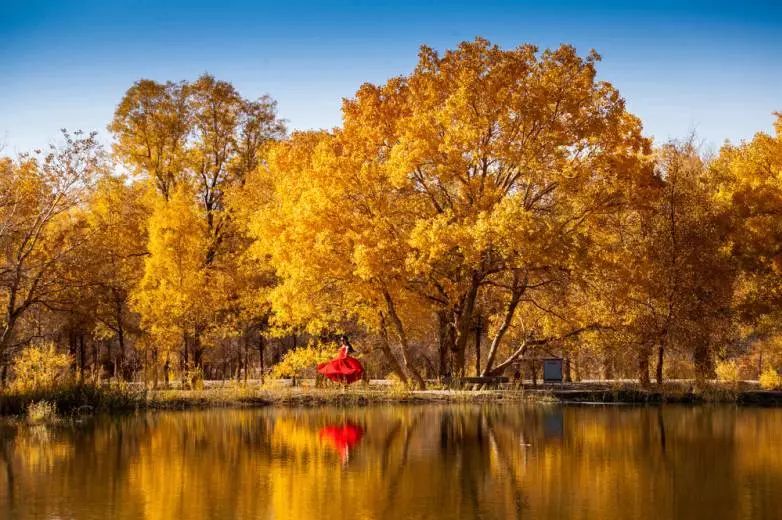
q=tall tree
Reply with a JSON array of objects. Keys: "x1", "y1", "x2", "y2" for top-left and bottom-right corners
[
  {"x1": 111, "y1": 75, "x2": 285, "y2": 370},
  {"x1": 79, "y1": 176, "x2": 148, "y2": 378},
  {"x1": 608, "y1": 141, "x2": 735, "y2": 385},
  {"x1": 250, "y1": 39, "x2": 653, "y2": 386},
  {"x1": 712, "y1": 114, "x2": 782, "y2": 324},
  {"x1": 0, "y1": 131, "x2": 103, "y2": 367}
]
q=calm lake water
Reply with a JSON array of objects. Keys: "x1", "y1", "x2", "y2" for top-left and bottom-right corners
[{"x1": 1, "y1": 404, "x2": 781, "y2": 519}]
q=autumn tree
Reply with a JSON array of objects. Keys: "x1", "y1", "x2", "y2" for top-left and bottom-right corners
[
  {"x1": 387, "y1": 40, "x2": 652, "y2": 378},
  {"x1": 250, "y1": 39, "x2": 653, "y2": 387},
  {"x1": 700, "y1": 114, "x2": 782, "y2": 382},
  {"x1": 77, "y1": 176, "x2": 148, "y2": 378},
  {"x1": 0, "y1": 131, "x2": 103, "y2": 372},
  {"x1": 247, "y1": 131, "x2": 427, "y2": 386},
  {"x1": 602, "y1": 141, "x2": 735, "y2": 385},
  {"x1": 111, "y1": 75, "x2": 285, "y2": 372},
  {"x1": 712, "y1": 114, "x2": 782, "y2": 324}
]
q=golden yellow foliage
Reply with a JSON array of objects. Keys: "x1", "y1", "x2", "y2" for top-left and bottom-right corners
[
  {"x1": 111, "y1": 75, "x2": 285, "y2": 375},
  {"x1": 10, "y1": 343, "x2": 72, "y2": 393},
  {"x1": 759, "y1": 368, "x2": 782, "y2": 390},
  {"x1": 250, "y1": 38, "x2": 652, "y2": 384},
  {"x1": 712, "y1": 114, "x2": 782, "y2": 320},
  {"x1": 269, "y1": 342, "x2": 335, "y2": 379},
  {"x1": 0, "y1": 131, "x2": 103, "y2": 357},
  {"x1": 715, "y1": 360, "x2": 741, "y2": 384},
  {"x1": 3, "y1": 42, "x2": 782, "y2": 386},
  {"x1": 132, "y1": 185, "x2": 218, "y2": 358}
]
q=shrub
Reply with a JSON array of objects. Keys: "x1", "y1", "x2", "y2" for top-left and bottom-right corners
[
  {"x1": 385, "y1": 371, "x2": 410, "y2": 390},
  {"x1": 183, "y1": 367, "x2": 204, "y2": 390},
  {"x1": 26, "y1": 400, "x2": 57, "y2": 423},
  {"x1": 270, "y1": 342, "x2": 335, "y2": 379},
  {"x1": 715, "y1": 360, "x2": 740, "y2": 385},
  {"x1": 759, "y1": 368, "x2": 782, "y2": 390},
  {"x1": 9, "y1": 343, "x2": 72, "y2": 393}
]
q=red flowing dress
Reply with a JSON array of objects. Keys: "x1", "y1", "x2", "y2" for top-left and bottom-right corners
[{"x1": 317, "y1": 345, "x2": 364, "y2": 384}]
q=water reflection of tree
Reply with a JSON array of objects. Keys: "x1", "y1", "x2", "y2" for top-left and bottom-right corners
[
  {"x1": 2, "y1": 406, "x2": 782, "y2": 519},
  {"x1": 0, "y1": 423, "x2": 15, "y2": 510}
]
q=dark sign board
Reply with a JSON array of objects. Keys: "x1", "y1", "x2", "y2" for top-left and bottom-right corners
[{"x1": 543, "y1": 358, "x2": 563, "y2": 383}]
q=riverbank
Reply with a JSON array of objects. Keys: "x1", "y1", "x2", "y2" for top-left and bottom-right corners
[
  {"x1": 0, "y1": 384, "x2": 525, "y2": 416},
  {"x1": 4, "y1": 380, "x2": 782, "y2": 416},
  {"x1": 530, "y1": 385, "x2": 782, "y2": 405}
]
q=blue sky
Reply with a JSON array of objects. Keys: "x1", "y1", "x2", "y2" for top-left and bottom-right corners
[{"x1": 1, "y1": 0, "x2": 780, "y2": 154}]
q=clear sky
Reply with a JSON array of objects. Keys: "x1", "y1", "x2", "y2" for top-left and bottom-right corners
[{"x1": 1, "y1": 0, "x2": 780, "y2": 154}]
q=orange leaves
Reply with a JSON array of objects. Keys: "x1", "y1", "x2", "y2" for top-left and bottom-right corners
[
  {"x1": 110, "y1": 75, "x2": 286, "y2": 358},
  {"x1": 712, "y1": 114, "x2": 782, "y2": 321},
  {"x1": 246, "y1": 38, "x2": 657, "y2": 378}
]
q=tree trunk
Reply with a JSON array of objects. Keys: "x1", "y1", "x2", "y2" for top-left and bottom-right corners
[
  {"x1": 655, "y1": 343, "x2": 665, "y2": 386},
  {"x1": 117, "y1": 322, "x2": 126, "y2": 380},
  {"x1": 487, "y1": 342, "x2": 529, "y2": 377},
  {"x1": 258, "y1": 334, "x2": 265, "y2": 383},
  {"x1": 152, "y1": 349, "x2": 159, "y2": 389},
  {"x1": 437, "y1": 311, "x2": 453, "y2": 379},
  {"x1": 0, "y1": 303, "x2": 20, "y2": 363},
  {"x1": 78, "y1": 334, "x2": 86, "y2": 384},
  {"x1": 271, "y1": 339, "x2": 280, "y2": 365},
  {"x1": 107, "y1": 338, "x2": 114, "y2": 379},
  {"x1": 378, "y1": 315, "x2": 408, "y2": 385},
  {"x1": 182, "y1": 331, "x2": 189, "y2": 371},
  {"x1": 243, "y1": 336, "x2": 249, "y2": 384},
  {"x1": 92, "y1": 338, "x2": 99, "y2": 383},
  {"x1": 602, "y1": 346, "x2": 614, "y2": 380},
  {"x1": 693, "y1": 342, "x2": 712, "y2": 385},
  {"x1": 474, "y1": 324, "x2": 481, "y2": 376},
  {"x1": 452, "y1": 273, "x2": 481, "y2": 377},
  {"x1": 382, "y1": 290, "x2": 425, "y2": 389},
  {"x1": 481, "y1": 277, "x2": 523, "y2": 377},
  {"x1": 638, "y1": 343, "x2": 651, "y2": 387},
  {"x1": 531, "y1": 360, "x2": 538, "y2": 387},
  {"x1": 192, "y1": 328, "x2": 203, "y2": 369},
  {"x1": 114, "y1": 291, "x2": 127, "y2": 380},
  {"x1": 163, "y1": 354, "x2": 170, "y2": 386},
  {"x1": 68, "y1": 332, "x2": 77, "y2": 377}
]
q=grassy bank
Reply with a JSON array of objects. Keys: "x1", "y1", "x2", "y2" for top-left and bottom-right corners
[
  {"x1": 0, "y1": 383, "x2": 526, "y2": 417},
  {"x1": 535, "y1": 382, "x2": 782, "y2": 405},
  {"x1": 4, "y1": 380, "x2": 782, "y2": 417},
  {"x1": 0, "y1": 384, "x2": 145, "y2": 416}
]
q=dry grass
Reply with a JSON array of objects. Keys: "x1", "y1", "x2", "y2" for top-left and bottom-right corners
[
  {"x1": 26, "y1": 400, "x2": 58, "y2": 423},
  {"x1": 5, "y1": 380, "x2": 782, "y2": 416},
  {"x1": 143, "y1": 386, "x2": 527, "y2": 409}
]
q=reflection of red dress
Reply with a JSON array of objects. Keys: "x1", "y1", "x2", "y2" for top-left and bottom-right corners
[
  {"x1": 319, "y1": 422, "x2": 364, "y2": 462},
  {"x1": 317, "y1": 346, "x2": 364, "y2": 384}
]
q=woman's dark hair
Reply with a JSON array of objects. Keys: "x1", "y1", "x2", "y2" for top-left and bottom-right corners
[{"x1": 340, "y1": 334, "x2": 355, "y2": 353}]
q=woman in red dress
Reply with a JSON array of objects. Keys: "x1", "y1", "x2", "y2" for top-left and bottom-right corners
[{"x1": 317, "y1": 336, "x2": 365, "y2": 384}]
